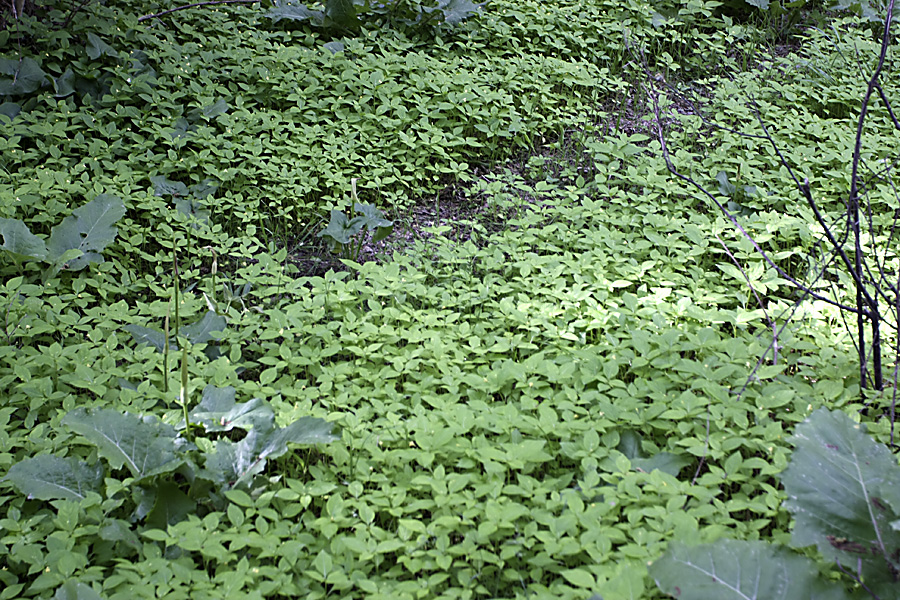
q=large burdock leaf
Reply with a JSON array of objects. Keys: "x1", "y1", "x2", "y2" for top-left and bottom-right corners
[
  {"x1": 62, "y1": 408, "x2": 184, "y2": 480},
  {"x1": 3, "y1": 455, "x2": 103, "y2": 501},
  {"x1": 180, "y1": 310, "x2": 226, "y2": 344},
  {"x1": 0, "y1": 57, "x2": 48, "y2": 95},
  {"x1": 204, "y1": 416, "x2": 338, "y2": 489},
  {"x1": 188, "y1": 385, "x2": 273, "y2": 432},
  {"x1": 434, "y1": 0, "x2": 486, "y2": 25},
  {"x1": 650, "y1": 538, "x2": 850, "y2": 600},
  {"x1": 0, "y1": 217, "x2": 47, "y2": 261},
  {"x1": 784, "y1": 408, "x2": 900, "y2": 594},
  {"x1": 317, "y1": 209, "x2": 366, "y2": 245},
  {"x1": 266, "y1": 0, "x2": 325, "y2": 26},
  {"x1": 46, "y1": 194, "x2": 126, "y2": 272}
]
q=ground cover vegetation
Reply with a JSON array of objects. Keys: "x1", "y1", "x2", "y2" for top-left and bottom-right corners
[{"x1": 0, "y1": 0, "x2": 899, "y2": 597}]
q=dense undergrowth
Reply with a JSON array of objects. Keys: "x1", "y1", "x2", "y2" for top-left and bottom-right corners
[{"x1": 1, "y1": 0, "x2": 900, "y2": 597}]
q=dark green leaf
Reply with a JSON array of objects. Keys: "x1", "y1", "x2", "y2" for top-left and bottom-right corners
[
  {"x1": 146, "y1": 481, "x2": 195, "y2": 528},
  {"x1": 323, "y1": 41, "x2": 345, "y2": 54},
  {"x1": 3, "y1": 455, "x2": 103, "y2": 501},
  {"x1": 181, "y1": 311, "x2": 227, "y2": 344},
  {"x1": 86, "y1": 33, "x2": 118, "y2": 60},
  {"x1": 632, "y1": 452, "x2": 690, "y2": 477},
  {"x1": 62, "y1": 408, "x2": 184, "y2": 480},
  {"x1": 716, "y1": 171, "x2": 736, "y2": 197},
  {"x1": 124, "y1": 324, "x2": 167, "y2": 352},
  {"x1": 0, "y1": 101, "x2": 20, "y2": 120},
  {"x1": 0, "y1": 57, "x2": 48, "y2": 95},
  {"x1": 267, "y1": 0, "x2": 325, "y2": 25},
  {"x1": 317, "y1": 209, "x2": 365, "y2": 245},
  {"x1": 651, "y1": 538, "x2": 849, "y2": 600},
  {"x1": 150, "y1": 175, "x2": 189, "y2": 197},
  {"x1": 324, "y1": 0, "x2": 358, "y2": 29},
  {"x1": 784, "y1": 408, "x2": 900, "y2": 592},
  {"x1": 0, "y1": 217, "x2": 47, "y2": 261}
]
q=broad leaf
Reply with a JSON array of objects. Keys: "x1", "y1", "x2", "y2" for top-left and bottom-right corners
[
  {"x1": 53, "y1": 67, "x2": 76, "y2": 97},
  {"x1": 174, "y1": 197, "x2": 210, "y2": 225},
  {"x1": 0, "y1": 217, "x2": 47, "y2": 261},
  {"x1": 317, "y1": 209, "x2": 366, "y2": 244},
  {"x1": 86, "y1": 33, "x2": 117, "y2": 60},
  {"x1": 180, "y1": 310, "x2": 227, "y2": 344},
  {"x1": 62, "y1": 408, "x2": 184, "y2": 480},
  {"x1": 0, "y1": 57, "x2": 48, "y2": 95},
  {"x1": 188, "y1": 98, "x2": 229, "y2": 121},
  {"x1": 324, "y1": 0, "x2": 359, "y2": 29},
  {"x1": 146, "y1": 481, "x2": 195, "y2": 528},
  {"x1": 3, "y1": 455, "x2": 102, "y2": 501},
  {"x1": 46, "y1": 194, "x2": 126, "y2": 271},
  {"x1": 0, "y1": 101, "x2": 20, "y2": 120},
  {"x1": 743, "y1": 0, "x2": 770, "y2": 9},
  {"x1": 267, "y1": 0, "x2": 326, "y2": 26},
  {"x1": 54, "y1": 581, "x2": 104, "y2": 600},
  {"x1": 651, "y1": 538, "x2": 850, "y2": 600},
  {"x1": 150, "y1": 175, "x2": 189, "y2": 197},
  {"x1": 436, "y1": 0, "x2": 486, "y2": 25},
  {"x1": 784, "y1": 408, "x2": 900, "y2": 592},
  {"x1": 632, "y1": 452, "x2": 690, "y2": 477},
  {"x1": 323, "y1": 41, "x2": 345, "y2": 54},
  {"x1": 204, "y1": 416, "x2": 338, "y2": 489},
  {"x1": 124, "y1": 324, "x2": 168, "y2": 352},
  {"x1": 188, "y1": 385, "x2": 274, "y2": 432}
]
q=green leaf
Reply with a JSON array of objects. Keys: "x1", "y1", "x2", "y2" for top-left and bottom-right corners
[
  {"x1": 324, "y1": 0, "x2": 358, "y2": 29},
  {"x1": 323, "y1": 41, "x2": 345, "y2": 54},
  {"x1": 599, "y1": 561, "x2": 647, "y2": 600},
  {"x1": 150, "y1": 175, "x2": 189, "y2": 197},
  {"x1": 53, "y1": 67, "x2": 76, "y2": 97},
  {"x1": 204, "y1": 417, "x2": 338, "y2": 489},
  {"x1": 632, "y1": 452, "x2": 690, "y2": 477},
  {"x1": 0, "y1": 100, "x2": 20, "y2": 120},
  {"x1": 124, "y1": 324, "x2": 167, "y2": 352},
  {"x1": 46, "y1": 194, "x2": 126, "y2": 272},
  {"x1": 62, "y1": 408, "x2": 184, "y2": 480},
  {"x1": 0, "y1": 57, "x2": 48, "y2": 96},
  {"x1": 189, "y1": 385, "x2": 274, "y2": 432},
  {"x1": 435, "y1": 0, "x2": 486, "y2": 25},
  {"x1": 317, "y1": 209, "x2": 365, "y2": 245},
  {"x1": 743, "y1": 0, "x2": 770, "y2": 9},
  {"x1": 53, "y1": 581, "x2": 104, "y2": 600},
  {"x1": 716, "y1": 171, "x2": 736, "y2": 197},
  {"x1": 651, "y1": 538, "x2": 850, "y2": 600},
  {"x1": 180, "y1": 310, "x2": 227, "y2": 344},
  {"x1": 784, "y1": 408, "x2": 900, "y2": 592},
  {"x1": 86, "y1": 33, "x2": 118, "y2": 60},
  {"x1": 560, "y1": 568, "x2": 595, "y2": 588},
  {"x1": 146, "y1": 481, "x2": 195, "y2": 528},
  {"x1": 266, "y1": 0, "x2": 325, "y2": 25},
  {"x1": 0, "y1": 217, "x2": 47, "y2": 261},
  {"x1": 3, "y1": 455, "x2": 102, "y2": 501}
]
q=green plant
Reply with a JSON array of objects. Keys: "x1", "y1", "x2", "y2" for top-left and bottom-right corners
[
  {"x1": 3, "y1": 383, "x2": 338, "y2": 522},
  {"x1": 265, "y1": 0, "x2": 487, "y2": 38},
  {"x1": 649, "y1": 408, "x2": 900, "y2": 598},
  {"x1": 0, "y1": 194, "x2": 125, "y2": 282},
  {"x1": 317, "y1": 182, "x2": 394, "y2": 260}
]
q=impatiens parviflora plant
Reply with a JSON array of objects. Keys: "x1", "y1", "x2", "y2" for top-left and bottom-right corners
[
  {"x1": 2, "y1": 385, "x2": 338, "y2": 527},
  {"x1": 648, "y1": 408, "x2": 900, "y2": 599}
]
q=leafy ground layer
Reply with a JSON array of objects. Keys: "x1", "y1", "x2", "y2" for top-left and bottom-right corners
[{"x1": 1, "y1": 1, "x2": 899, "y2": 598}]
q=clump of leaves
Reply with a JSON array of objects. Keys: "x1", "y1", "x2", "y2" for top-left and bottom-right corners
[
  {"x1": 266, "y1": 0, "x2": 487, "y2": 38},
  {"x1": 0, "y1": 194, "x2": 125, "y2": 282},
  {"x1": 2, "y1": 385, "x2": 339, "y2": 528},
  {"x1": 650, "y1": 408, "x2": 900, "y2": 599},
  {"x1": 317, "y1": 188, "x2": 393, "y2": 260}
]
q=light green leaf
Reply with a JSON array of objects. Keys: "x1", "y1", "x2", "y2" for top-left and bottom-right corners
[
  {"x1": 317, "y1": 209, "x2": 365, "y2": 245},
  {"x1": 784, "y1": 408, "x2": 900, "y2": 592},
  {"x1": 651, "y1": 538, "x2": 849, "y2": 600},
  {"x1": 0, "y1": 217, "x2": 47, "y2": 261},
  {"x1": 62, "y1": 408, "x2": 184, "y2": 480},
  {"x1": 435, "y1": 0, "x2": 486, "y2": 25},
  {"x1": 3, "y1": 455, "x2": 102, "y2": 501},
  {"x1": 46, "y1": 194, "x2": 126, "y2": 272},
  {"x1": 560, "y1": 568, "x2": 595, "y2": 588}
]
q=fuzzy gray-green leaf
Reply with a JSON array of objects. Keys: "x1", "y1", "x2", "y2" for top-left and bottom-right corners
[
  {"x1": 0, "y1": 217, "x2": 47, "y2": 261},
  {"x1": 3, "y1": 455, "x2": 103, "y2": 501}
]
